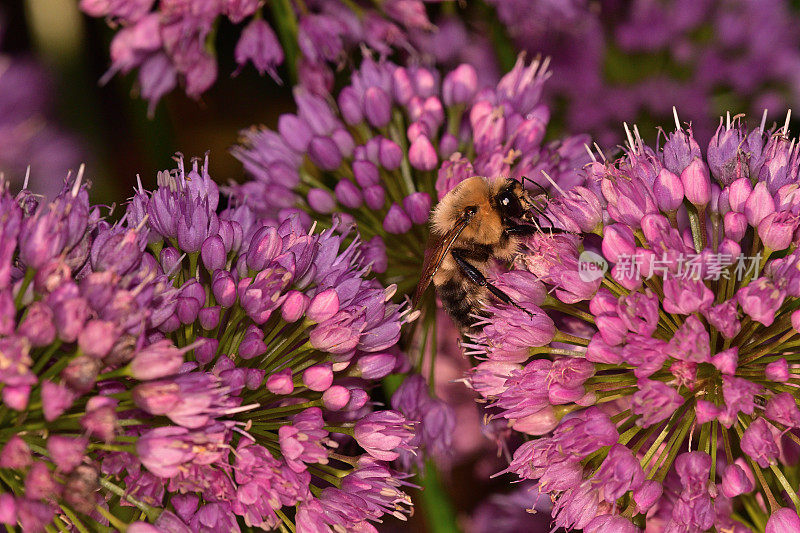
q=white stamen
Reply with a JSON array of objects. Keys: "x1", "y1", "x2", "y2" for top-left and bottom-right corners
[
  {"x1": 584, "y1": 143, "x2": 597, "y2": 162},
  {"x1": 541, "y1": 170, "x2": 566, "y2": 197},
  {"x1": 673, "y1": 106, "x2": 681, "y2": 131},
  {"x1": 165, "y1": 253, "x2": 187, "y2": 277},
  {"x1": 232, "y1": 426, "x2": 256, "y2": 442},
  {"x1": 760, "y1": 109, "x2": 769, "y2": 135},
  {"x1": 726, "y1": 111, "x2": 731, "y2": 131},
  {"x1": 136, "y1": 174, "x2": 144, "y2": 193},
  {"x1": 135, "y1": 213, "x2": 150, "y2": 232},
  {"x1": 623, "y1": 122, "x2": 635, "y2": 152},
  {"x1": 130, "y1": 271, "x2": 157, "y2": 296},
  {"x1": 383, "y1": 283, "x2": 397, "y2": 302},
  {"x1": 224, "y1": 403, "x2": 260, "y2": 416},
  {"x1": 633, "y1": 124, "x2": 643, "y2": 152},
  {"x1": 179, "y1": 340, "x2": 205, "y2": 353},
  {"x1": 22, "y1": 166, "x2": 30, "y2": 190},
  {"x1": 784, "y1": 109, "x2": 793, "y2": 136},
  {"x1": 71, "y1": 164, "x2": 85, "y2": 197},
  {"x1": 593, "y1": 142, "x2": 606, "y2": 162},
  {"x1": 308, "y1": 220, "x2": 318, "y2": 236},
  {"x1": 405, "y1": 309, "x2": 421, "y2": 323}
]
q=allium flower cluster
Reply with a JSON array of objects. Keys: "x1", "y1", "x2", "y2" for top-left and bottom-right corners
[
  {"x1": 467, "y1": 111, "x2": 800, "y2": 531},
  {"x1": 487, "y1": 0, "x2": 800, "y2": 145},
  {"x1": 81, "y1": 0, "x2": 439, "y2": 112},
  {"x1": 232, "y1": 54, "x2": 590, "y2": 345},
  {"x1": 0, "y1": 154, "x2": 420, "y2": 531}
]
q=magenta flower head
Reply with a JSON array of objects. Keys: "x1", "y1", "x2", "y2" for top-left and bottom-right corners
[
  {"x1": 0, "y1": 155, "x2": 418, "y2": 531},
  {"x1": 474, "y1": 114, "x2": 800, "y2": 531}
]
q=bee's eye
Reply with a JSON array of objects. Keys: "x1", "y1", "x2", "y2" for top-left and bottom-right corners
[{"x1": 498, "y1": 190, "x2": 522, "y2": 216}]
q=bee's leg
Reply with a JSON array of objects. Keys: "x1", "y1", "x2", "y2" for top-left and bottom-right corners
[
  {"x1": 527, "y1": 203, "x2": 562, "y2": 231},
  {"x1": 505, "y1": 220, "x2": 566, "y2": 235},
  {"x1": 451, "y1": 250, "x2": 533, "y2": 316}
]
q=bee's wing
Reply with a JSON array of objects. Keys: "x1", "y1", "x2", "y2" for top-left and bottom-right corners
[{"x1": 412, "y1": 215, "x2": 472, "y2": 308}]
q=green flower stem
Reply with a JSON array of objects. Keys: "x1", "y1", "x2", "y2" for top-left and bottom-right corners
[
  {"x1": 653, "y1": 409, "x2": 695, "y2": 482},
  {"x1": 542, "y1": 298, "x2": 596, "y2": 324},
  {"x1": 14, "y1": 267, "x2": 34, "y2": 309},
  {"x1": 417, "y1": 458, "x2": 459, "y2": 533},
  {"x1": 553, "y1": 331, "x2": 590, "y2": 346},
  {"x1": 32, "y1": 340, "x2": 63, "y2": 374},
  {"x1": 275, "y1": 508, "x2": 296, "y2": 533},
  {"x1": 60, "y1": 506, "x2": 90, "y2": 533},
  {"x1": 268, "y1": 0, "x2": 300, "y2": 83},
  {"x1": 99, "y1": 478, "x2": 161, "y2": 522},
  {"x1": 96, "y1": 505, "x2": 128, "y2": 532}
]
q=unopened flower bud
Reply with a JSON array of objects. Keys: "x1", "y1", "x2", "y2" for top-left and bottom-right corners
[
  {"x1": 129, "y1": 340, "x2": 184, "y2": 380},
  {"x1": 364, "y1": 87, "x2": 391, "y2": 128},
  {"x1": 758, "y1": 212, "x2": 797, "y2": 251},
  {"x1": 61, "y1": 355, "x2": 101, "y2": 394},
  {"x1": 680, "y1": 158, "x2": 711, "y2": 207},
  {"x1": 653, "y1": 169, "x2": 684, "y2": 212},
  {"x1": 307, "y1": 187, "x2": 335, "y2": 214},
  {"x1": 266, "y1": 368, "x2": 293, "y2": 395},
  {"x1": 322, "y1": 385, "x2": 351, "y2": 410},
  {"x1": 0, "y1": 436, "x2": 31, "y2": 469},
  {"x1": 303, "y1": 364, "x2": 333, "y2": 391},
  {"x1": 357, "y1": 353, "x2": 396, "y2": 379},
  {"x1": 334, "y1": 180, "x2": 363, "y2": 209},
  {"x1": 364, "y1": 185, "x2": 386, "y2": 210},
  {"x1": 443, "y1": 64, "x2": 478, "y2": 106},
  {"x1": 78, "y1": 319, "x2": 118, "y2": 359},
  {"x1": 408, "y1": 136, "x2": 437, "y2": 171},
  {"x1": 765, "y1": 358, "x2": 789, "y2": 382},
  {"x1": 212, "y1": 270, "x2": 237, "y2": 308},
  {"x1": 402, "y1": 192, "x2": 431, "y2": 225},
  {"x1": 338, "y1": 86, "x2": 363, "y2": 125},
  {"x1": 62, "y1": 464, "x2": 99, "y2": 515},
  {"x1": 379, "y1": 138, "x2": 403, "y2": 170},
  {"x1": 47, "y1": 435, "x2": 87, "y2": 473},
  {"x1": 308, "y1": 137, "x2": 342, "y2": 171},
  {"x1": 724, "y1": 211, "x2": 748, "y2": 242},
  {"x1": 383, "y1": 204, "x2": 412, "y2": 234},
  {"x1": 745, "y1": 182, "x2": 776, "y2": 227},
  {"x1": 633, "y1": 480, "x2": 662, "y2": 513},
  {"x1": 766, "y1": 508, "x2": 800, "y2": 533},
  {"x1": 307, "y1": 289, "x2": 339, "y2": 322},
  {"x1": 201, "y1": 235, "x2": 226, "y2": 271}
]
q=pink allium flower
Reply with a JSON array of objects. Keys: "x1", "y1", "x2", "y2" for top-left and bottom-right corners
[
  {"x1": 467, "y1": 113, "x2": 800, "y2": 531},
  {"x1": 0, "y1": 154, "x2": 418, "y2": 531}
]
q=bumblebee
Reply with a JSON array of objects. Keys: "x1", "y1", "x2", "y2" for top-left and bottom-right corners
[{"x1": 413, "y1": 176, "x2": 559, "y2": 332}]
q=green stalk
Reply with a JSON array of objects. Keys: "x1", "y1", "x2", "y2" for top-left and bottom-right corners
[
  {"x1": 417, "y1": 458, "x2": 459, "y2": 533},
  {"x1": 269, "y1": 0, "x2": 300, "y2": 83}
]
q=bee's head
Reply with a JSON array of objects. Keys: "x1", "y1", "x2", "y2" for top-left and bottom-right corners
[{"x1": 496, "y1": 177, "x2": 548, "y2": 221}]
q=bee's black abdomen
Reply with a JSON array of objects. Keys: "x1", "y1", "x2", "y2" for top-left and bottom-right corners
[{"x1": 438, "y1": 278, "x2": 484, "y2": 332}]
